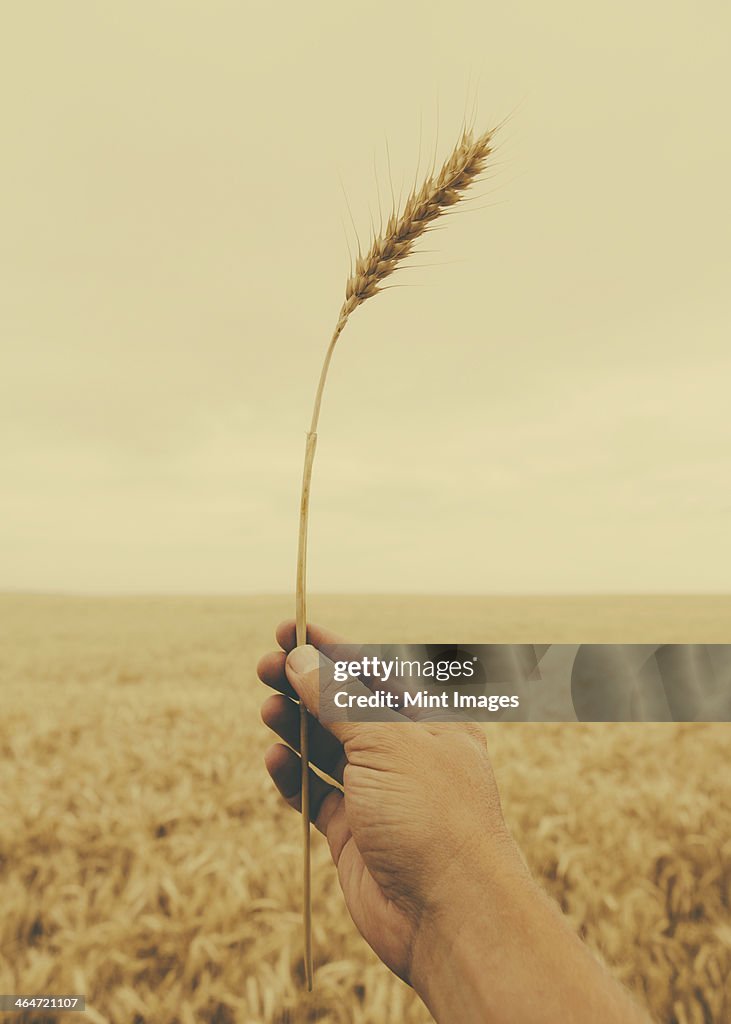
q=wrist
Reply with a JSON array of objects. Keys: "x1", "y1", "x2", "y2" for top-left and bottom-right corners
[
  {"x1": 409, "y1": 832, "x2": 650, "y2": 1024},
  {"x1": 409, "y1": 831, "x2": 533, "y2": 1024}
]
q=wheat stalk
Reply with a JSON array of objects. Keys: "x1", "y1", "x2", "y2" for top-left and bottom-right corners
[{"x1": 295, "y1": 122, "x2": 496, "y2": 990}]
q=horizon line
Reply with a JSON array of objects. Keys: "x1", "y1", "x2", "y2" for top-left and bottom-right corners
[{"x1": 2, "y1": 589, "x2": 730, "y2": 600}]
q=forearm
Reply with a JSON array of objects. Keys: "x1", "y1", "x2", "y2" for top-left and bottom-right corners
[{"x1": 411, "y1": 849, "x2": 651, "y2": 1024}]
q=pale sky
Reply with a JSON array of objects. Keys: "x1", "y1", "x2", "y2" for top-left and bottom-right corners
[{"x1": 2, "y1": 2, "x2": 729, "y2": 594}]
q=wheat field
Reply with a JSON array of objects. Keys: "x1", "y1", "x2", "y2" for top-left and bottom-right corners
[{"x1": 1, "y1": 594, "x2": 729, "y2": 1023}]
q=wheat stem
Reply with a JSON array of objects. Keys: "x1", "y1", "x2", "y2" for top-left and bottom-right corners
[
  {"x1": 295, "y1": 321, "x2": 343, "y2": 993},
  {"x1": 294, "y1": 123, "x2": 495, "y2": 991}
]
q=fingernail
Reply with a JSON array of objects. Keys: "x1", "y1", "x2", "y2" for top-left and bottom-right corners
[{"x1": 287, "y1": 645, "x2": 319, "y2": 676}]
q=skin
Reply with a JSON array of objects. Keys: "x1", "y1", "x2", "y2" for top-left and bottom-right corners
[{"x1": 258, "y1": 620, "x2": 653, "y2": 1024}]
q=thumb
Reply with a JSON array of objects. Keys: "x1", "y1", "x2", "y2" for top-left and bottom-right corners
[{"x1": 285, "y1": 644, "x2": 403, "y2": 745}]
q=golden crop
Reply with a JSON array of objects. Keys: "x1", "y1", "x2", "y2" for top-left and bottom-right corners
[{"x1": 1, "y1": 594, "x2": 728, "y2": 1023}]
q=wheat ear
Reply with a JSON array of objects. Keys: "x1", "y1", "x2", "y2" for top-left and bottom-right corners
[{"x1": 295, "y1": 123, "x2": 495, "y2": 991}]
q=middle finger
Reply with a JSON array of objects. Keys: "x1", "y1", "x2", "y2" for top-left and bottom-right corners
[{"x1": 261, "y1": 692, "x2": 346, "y2": 784}]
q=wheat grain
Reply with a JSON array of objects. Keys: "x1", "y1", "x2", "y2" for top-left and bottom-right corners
[
  {"x1": 295, "y1": 122, "x2": 496, "y2": 991},
  {"x1": 342, "y1": 126, "x2": 494, "y2": 315}
]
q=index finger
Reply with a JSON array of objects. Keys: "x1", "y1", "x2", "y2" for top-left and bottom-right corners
[
  {"x1": 276, "y1": 620, "x2": 372, "y2": 680},
  {"x1": 276, "y1": 619, "x2": 351, "y2": 657}
]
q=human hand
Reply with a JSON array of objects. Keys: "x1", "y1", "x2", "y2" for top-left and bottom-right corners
[
  {"x1": 258, "y1": 621, "x2": 652, "y2": 1024},
  {"x1": 258, "y1": 620, "x2": 520, "y2": 986}
]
